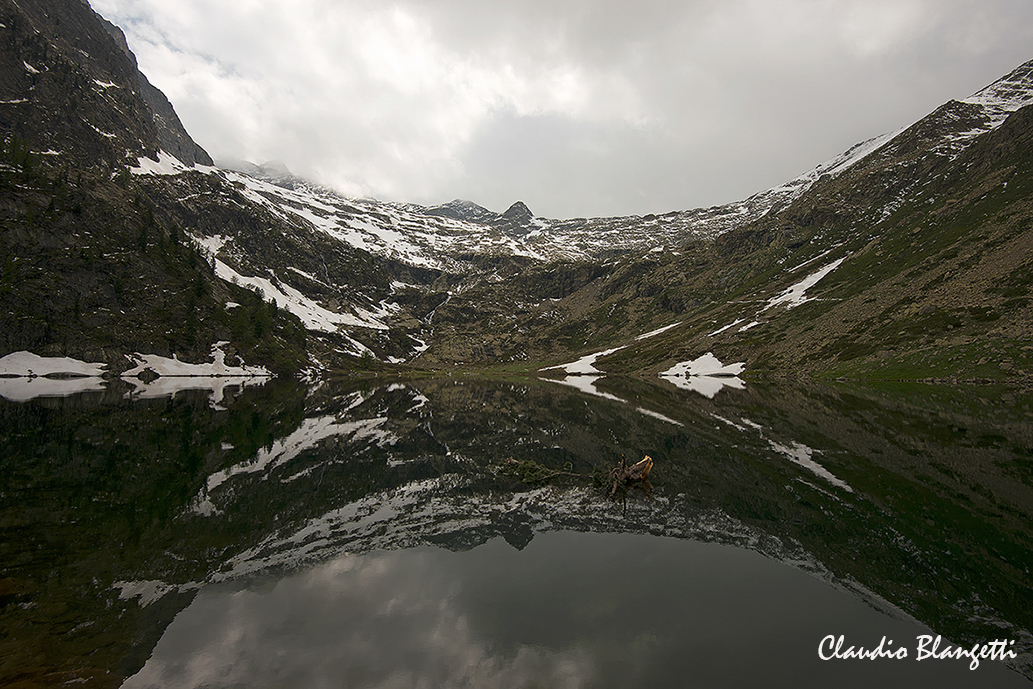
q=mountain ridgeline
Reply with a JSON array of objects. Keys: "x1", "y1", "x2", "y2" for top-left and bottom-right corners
[{"x1": 3, "y1": 0, "x2": 1033, "y2": 382}]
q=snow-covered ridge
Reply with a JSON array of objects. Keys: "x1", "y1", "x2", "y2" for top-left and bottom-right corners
[
  {"x1": 936, "y1": 59, "x2": 1033, "y2": 154},
  {"x1": 736, "y1": 60, "x2": 1033, "y2": 217},
  {"x1": 748, "y1": 130, "x2": 901, "y2": 213},
  {"x1": 959, "y1": 59, "x2": 1033, "y2": 127},
  {"x1": 139, "y1": 152, "x2": 770, "y2": 271},
  {"x1": 208, "y1": 170, "x2": 552, "y2": 270}
]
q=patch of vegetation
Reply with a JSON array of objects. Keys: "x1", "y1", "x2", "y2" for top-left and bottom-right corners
[
  {"x1": 820, "y1": 339, "x2": 1033, "y2": 382},
  {"x1": 496, "y1": 457, "x2": 581, "y2": 484}
]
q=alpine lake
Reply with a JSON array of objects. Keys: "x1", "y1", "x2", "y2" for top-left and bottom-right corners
[{"x1": 2, "y1": 370, "x2": 1032, "y2": 688}]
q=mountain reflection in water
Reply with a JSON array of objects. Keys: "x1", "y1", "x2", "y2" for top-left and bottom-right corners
[{"x1": 0, "y1": 375, "x2": 1031, "y2": 687}]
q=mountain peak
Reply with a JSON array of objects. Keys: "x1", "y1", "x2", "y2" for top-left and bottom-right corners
[
  {"x1": 257, "y1": 160, "x2": 293, "y2": 179},
  {"x1": 217, "y1": 159, "x2": 293, "y2": 179},
  {"x1": 424, "y1": 199, "x2": 498, "y2": 224},
  {"x1": 501, "y1": 201, "x2": 533, "y2": 221}
]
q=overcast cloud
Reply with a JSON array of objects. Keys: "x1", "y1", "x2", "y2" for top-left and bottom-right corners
[{"x1": 91, "y1": 0, "x2": 1033, "y2": 218}]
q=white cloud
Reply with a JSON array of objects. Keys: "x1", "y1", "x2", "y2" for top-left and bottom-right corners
[
  {"x1": 123, "y1": 548, "x2": 598, "y2": 689},
  {"x1": 91, "y1": 0, "x2": 1033, "y2": 217}
]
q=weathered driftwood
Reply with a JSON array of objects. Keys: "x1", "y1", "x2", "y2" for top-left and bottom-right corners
[{"x1": 608, "y1": 455, "x2": 653, "y2": 498}]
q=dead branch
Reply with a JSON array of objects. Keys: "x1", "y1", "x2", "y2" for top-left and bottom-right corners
[{"x1": 608, "y1": 455, "x2": 653, "y2": 498}]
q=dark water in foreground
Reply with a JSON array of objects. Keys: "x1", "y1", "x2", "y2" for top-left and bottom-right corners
[{"x1": 1, "y1": 374, "x2": 1031, "y2": 687}]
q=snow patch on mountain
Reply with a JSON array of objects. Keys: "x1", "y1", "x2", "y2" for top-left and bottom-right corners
[
  {"x1": 190, "y1": 233, "x2": 390, "y2": 333},
  {"x1": 707, "y1": 256, "x2": 848, "y2": 343},
  {"x1": 540, "y1": 346, "x2": 626, "y2": 375},
  {"x1": 121, "y1": 342, "x2": 272, "y2": 378},
  {"x1": 659, "y1": 353, "x2": 746, "y2": 398},
  {"x1": 661, "y1": 352, "x2": 745, "y2": 378},
  {"x1": 636, "y1": 321, "x2": 683, "y2": 340},
  {"x1": 131, "y1": 150, "x2": 194, "y2": 176},
  {"x1": 708, "y1": 319, "x2": 746, "y2": 337},
  {"x1": 0, "y1": 351, "x2": 107, "y2": 377},
  {"x1": 542, "y1": 320, "x2": 692, "y2": 376},
  {"x1": 764, "y1": 257, "x2": 846, "y2": 311}
]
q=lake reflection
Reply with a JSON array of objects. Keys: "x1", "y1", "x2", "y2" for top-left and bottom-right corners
[
  {"x1": 1, "y1": 375, "x2": 1032, "y2": 687},
  {"x1": 125, "y1": 532, "x2": 1027, "y2": 688}
]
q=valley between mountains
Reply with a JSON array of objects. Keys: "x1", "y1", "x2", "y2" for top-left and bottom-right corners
[{"x1": 2, "y1": 0, "x2": 1033, "y2": 387}]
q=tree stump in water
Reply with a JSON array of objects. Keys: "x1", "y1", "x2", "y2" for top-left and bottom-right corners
[{"x1": 608, "y1": 455, "x2": 653, "y2": 498}]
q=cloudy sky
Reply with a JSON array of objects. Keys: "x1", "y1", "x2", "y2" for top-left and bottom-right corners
[{"x1": 91, "y1": 0, "x2": 1033, "y2": 219}]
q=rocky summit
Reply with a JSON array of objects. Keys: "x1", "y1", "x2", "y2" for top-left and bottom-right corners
[{"x1": 2, "y1": 0, "x2": 1033, "y2": 384}]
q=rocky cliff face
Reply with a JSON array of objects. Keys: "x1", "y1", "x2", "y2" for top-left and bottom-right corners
[
  {"x1": 99, "y1": 15, "x2": 212, "y2": 167},
  {"x1": 0, "y1": 0, "x2": 209, "y2": 170},
  {"x1": 0, "y1": 2, "x2": 307, "y2": 373}
]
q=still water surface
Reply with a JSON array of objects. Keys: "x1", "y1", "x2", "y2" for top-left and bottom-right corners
[
  {"x1": 1, "y1": 374, "x2": 1031, "y2": 687},
  {"x1": 126, "y1": 533, "x2": 1024, "y2": 688}
]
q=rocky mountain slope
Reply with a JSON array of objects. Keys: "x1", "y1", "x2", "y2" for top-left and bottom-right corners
[{"x1": 2, "y1": 0, "x2": 1032, "y2": 383}]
